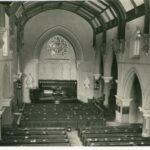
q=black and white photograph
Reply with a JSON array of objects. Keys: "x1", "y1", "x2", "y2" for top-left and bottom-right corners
[{"x1": 0, "y1": 0, "x2": 150, "y2": 147}]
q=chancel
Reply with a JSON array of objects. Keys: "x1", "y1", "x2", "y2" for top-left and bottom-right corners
[{"x1": 1, "y1": 0, "x2": 150, "y2": 146}]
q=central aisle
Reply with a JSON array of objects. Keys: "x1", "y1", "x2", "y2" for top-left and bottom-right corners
[{"x1": 67, "y1": 130, "x2": 83, "y2": 146}]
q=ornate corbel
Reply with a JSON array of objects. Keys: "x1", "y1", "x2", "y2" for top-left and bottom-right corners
[
  {"x1": 142, "y1": 34, "x2": 150, "y2": 55},
  {"x1": 112, "y1": 38, "x2": 125, "y2": 54}
]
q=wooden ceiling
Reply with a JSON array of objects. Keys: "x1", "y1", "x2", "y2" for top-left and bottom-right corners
[{"x1": 1, "y1": 0, "x2": 146, "y2": 34}]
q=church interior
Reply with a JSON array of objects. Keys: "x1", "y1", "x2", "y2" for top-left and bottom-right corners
[{"x1": 0, "y1": 0, "x2": 150, "y2": 146}]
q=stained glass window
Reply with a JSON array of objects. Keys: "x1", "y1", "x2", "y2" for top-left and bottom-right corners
[{"x1": 47, "y1": 35, "x2": 69, "y2": 56}]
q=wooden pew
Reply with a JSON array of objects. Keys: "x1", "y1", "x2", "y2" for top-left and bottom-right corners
[
  {"x1": 81, "y1": 133, "x2": 142, "y2": 145},
  {"x1": 86, "y1": 136, "x2": 150, "y2": 146},
  {"x1": 88, "y1": 140, "x2": 150, "y2": 146},
  {"x1": 1, "y1": 127, "x2": 70, "y2": 146},
  {"x1": 0, "y1": 138, "x2": 70, "y2": 146},
  {"x1": 2, "y1": 134, "x2": 68, "y2": 140},
  {"x1": 2, "y1": 130, "x2": 66, "y2": 135}
]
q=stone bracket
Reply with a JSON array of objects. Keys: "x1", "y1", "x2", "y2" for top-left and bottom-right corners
[
  {"x1": 115, "y1": 95, "x2": 133, "y2": 107},
  {"x1": 0, "y1": 98, "x2": 12, "y2": 108},
  {"x1": 139, "y1": 107, "x2": 150, "y2": 117}
]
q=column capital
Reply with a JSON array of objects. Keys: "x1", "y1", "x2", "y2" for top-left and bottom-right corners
[
  {"x1": 139, "y1": 107, "x2": 150, "y2": 117},
  {"x1": 94, "y1": 73, "x2": 101, "y2": 80},
  {"x1": 102, "y1": 76, "x2": 113, "y2": 83},
  {"x1": 115, "y1": 95, "x2": 133, "y2": 106}
]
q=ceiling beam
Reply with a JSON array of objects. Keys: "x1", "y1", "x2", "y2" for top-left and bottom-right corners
[
  {"x1": 89, "y1": 1, "x2": 104, "y2": 10},
  {"x1": 143, "y1": 0, "x2": 150, "y2": 34},
  {"x1": 97, "y1": 0, "x2": 109, "y2": 7},
  {"x1": 126, "y1": 4, "x2": 145, "y2": 21},
  {"x1": 21, "y1": 4, "x2": 28, "y2": 18},
  {"x1": 106, "y1": 0, "x2": 126, "y2": 40},
  {"x1": 130, "y1": 0, "x2": 138, "y2": 15},
  {"x1": 57, "y1": 1, "x2": 63, "y2": 8},
  {"x1": 96, "y1": 4, "x2": 145, "y2": 34},
  {"x1": 83, "y1": 3, "x2": 106, "y2": 28},
  {"x1": 74, "y1": 1, "x2": 85, "y2": 12}
]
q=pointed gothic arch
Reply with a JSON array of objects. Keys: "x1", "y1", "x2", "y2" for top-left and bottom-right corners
[
  {"x1": 33, "y1": 26, "x2": 83, "y2": 63},
  {"x1": 123, "y1": 67, "x2": 144, "y2": 100}
]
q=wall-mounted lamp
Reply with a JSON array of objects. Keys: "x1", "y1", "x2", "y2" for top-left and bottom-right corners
[{"x1": 94, "y1": 74, "x2": 101, "y2": 89}]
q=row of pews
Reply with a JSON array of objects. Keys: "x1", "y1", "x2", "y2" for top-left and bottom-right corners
[
  {"x1": 78, "y1": 124, "x2": 150, "y2": 146},
  {"x1": 20, "y1": 102, "x2": 105, "y2": 128},
  {"x1": 0, "y1": 127, "x2": 70, "y2": 146}
]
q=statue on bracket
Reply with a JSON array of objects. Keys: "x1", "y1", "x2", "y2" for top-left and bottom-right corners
[
  {"x1": 25, "y1": 73, "x2": 34, "y2": 89},
  {"x1": 83, "y1": 76, "x2": 90, "y2": 89}
]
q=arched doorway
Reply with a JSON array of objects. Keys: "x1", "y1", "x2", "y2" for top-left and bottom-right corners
[
  {"x1": 129, "y1": 74, "x2": 143, "y2": 123},
  {"x1": 109, "y1": 53, "x2": 118, "y2": 116}
]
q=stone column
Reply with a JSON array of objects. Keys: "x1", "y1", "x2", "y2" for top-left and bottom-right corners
[
  {"x1": 0, "y1": 4, "x2": 5, "y2": 27},
  {"x1": 0, "y1": 4, "x2": 5, "y2": 49},
  {"x1": 102, "y1": 76, "x2": 113, "y2": 107},
  {"x1": 0, "y1": 27, "x2": 6, "y2": 49},
  {"x1": 139, "y1": 107, "x2": 150, "y2": 137},
  {"x1": 0, "y1": 105, "x2": 5, "y2": 141},
  {"x1": 115, "y1": 95, "x2": 132, "y2": 124},
  {"x1": 0, "y1": 111, "x2": 2, "y2": 141},
  {"x1": 1, "y1": 99, "x2": 13, "y2": 127},
  {"x1": 99, "y1": 74, "x2": 103, "y2": 98}
]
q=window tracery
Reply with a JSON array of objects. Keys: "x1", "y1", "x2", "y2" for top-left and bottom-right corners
[{"x1": 47, "y1": 35, "x2": 68, "y2": 56}]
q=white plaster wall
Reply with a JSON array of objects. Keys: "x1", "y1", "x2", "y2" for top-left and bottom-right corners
[
  {"x1": 38, "y1": 37, "x2": 76, "y2": 80},
  {"x1": 21, "y1": 9, "x2": 95, "y2": 103}
]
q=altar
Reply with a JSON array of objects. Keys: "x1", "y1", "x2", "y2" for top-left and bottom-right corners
[{"x1": 30, "y1": 80, "x2": 77, "y2": 103}]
